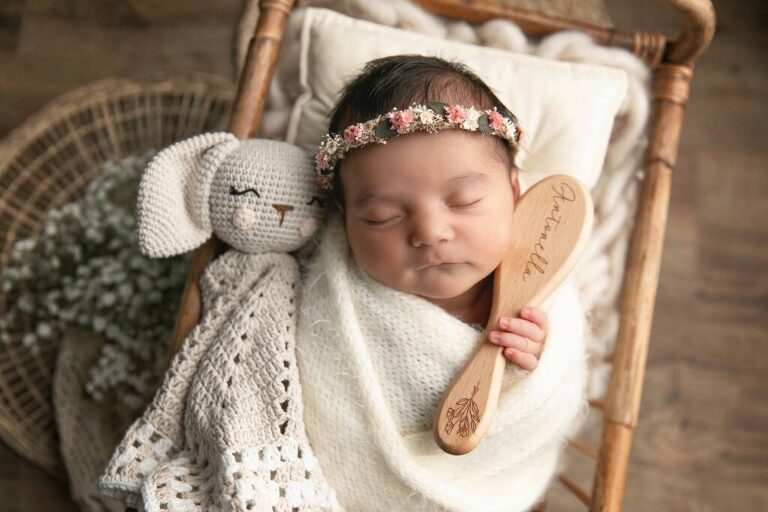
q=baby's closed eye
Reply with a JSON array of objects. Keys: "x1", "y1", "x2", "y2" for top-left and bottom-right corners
[{"x1": 449, "y1": 196, "x2": 483, "y2": 208}]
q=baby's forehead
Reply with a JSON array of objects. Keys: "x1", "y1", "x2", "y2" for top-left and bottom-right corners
[{"x1": 347, "y1": 130, "x2": 500, "y2": 171}]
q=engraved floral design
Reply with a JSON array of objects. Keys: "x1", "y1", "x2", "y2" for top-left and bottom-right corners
[{"x1": 445, "y1": 382, "x2": 481, "y2": 438}]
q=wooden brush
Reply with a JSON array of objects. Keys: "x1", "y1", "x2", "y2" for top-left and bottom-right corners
[{"x1": 434, "y1": 174, "x2": 594, "y2": 455}]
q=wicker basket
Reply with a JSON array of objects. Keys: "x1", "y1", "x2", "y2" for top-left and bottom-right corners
[{"x1": 0, "y1": 74, "x2": 235, "y2": 478}]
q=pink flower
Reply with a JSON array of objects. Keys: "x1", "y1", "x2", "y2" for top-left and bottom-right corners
[
  {"x1": 343, "y1": 123, "x2": 364, "y2": 143},
  {"x1": 444, "y1": 105, "x2": 467, "y2": 124},
  {"x1": 314, "y1": 151, "x2": 326, "y2": 170},
  {"x1": 488, "y1": 110, "x2": 505, "y2": 130},
  {"x1": 387, "y1": 110, "x2": 415, "y2": 134},
  {"x1": 314, "y1": 174, "x2": 331, "y2": 190}
]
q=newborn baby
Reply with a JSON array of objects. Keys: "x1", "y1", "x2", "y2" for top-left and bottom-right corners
[
  {"x1": 337, "y1": 128, "x2": 547, "y2": 371},
  {"x1": 295, "y1": 54, "x2": 589, "y2": 512}
]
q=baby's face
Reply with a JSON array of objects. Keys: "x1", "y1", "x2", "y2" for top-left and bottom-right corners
[{"x1": 340, "y1": 130, "x2": 518, "y2": 300}]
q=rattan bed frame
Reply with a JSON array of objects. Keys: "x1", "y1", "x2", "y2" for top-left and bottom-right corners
[{"x1": 165, "y1": 1, "x2": 716, "y2": 510}]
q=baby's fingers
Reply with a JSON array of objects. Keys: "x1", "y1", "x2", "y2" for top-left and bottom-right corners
[
  {"x1": 497, "y1": 317, "x2": 546, "y2": 343},
  {"x1": 520, "y1": 306, "x2": 548, "y2": 331},
  {"x1": 488, "y1": 331, "x2": 543, "y2": 358},
  {"x1": 503, "y1": 348, "x2": 539, "y2": 371}
]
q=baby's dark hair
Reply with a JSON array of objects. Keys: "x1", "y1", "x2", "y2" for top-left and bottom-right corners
[{"x1": 326, "y1": 54, "x2": 519, "y2": 211}]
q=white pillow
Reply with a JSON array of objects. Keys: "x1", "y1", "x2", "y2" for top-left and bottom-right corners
[{"x1": 285, "y1": 7, "x2": 628, "y2": 189}]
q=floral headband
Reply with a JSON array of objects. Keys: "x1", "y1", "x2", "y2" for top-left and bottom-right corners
[{"x1": 313, "y1": 102, "x2": 523, "y2": 191}]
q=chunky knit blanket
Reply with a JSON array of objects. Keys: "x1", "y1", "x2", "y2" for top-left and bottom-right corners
[
  {"x1": 295, "y1": 214, "x2": 590, "y2": 512},
  {"x1": 99, "y1": 251, "x2": 341, "y2": 511}
]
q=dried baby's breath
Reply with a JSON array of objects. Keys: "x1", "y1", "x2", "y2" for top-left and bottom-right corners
[{"x1": 0, "y1": 152, "x2": 188, "y2": 410}]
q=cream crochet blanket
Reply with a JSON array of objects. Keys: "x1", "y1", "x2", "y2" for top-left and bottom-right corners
[
  {"x1": 296, "y1": 214, "x2": 590, "y2": 512},
  {"x1": 99, "y1": 251, "x2": 341, "y2": 511}
]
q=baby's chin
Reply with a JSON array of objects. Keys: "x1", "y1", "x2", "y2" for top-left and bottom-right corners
[{"x1": 407, "y1": 267, "x2": 483, "y2": 299}]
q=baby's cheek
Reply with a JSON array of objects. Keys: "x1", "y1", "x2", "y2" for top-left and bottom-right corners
[{"x1": 472, "y1": 216, "x2": 512, "y2": 265}]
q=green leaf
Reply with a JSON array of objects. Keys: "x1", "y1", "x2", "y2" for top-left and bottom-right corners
[
  {"x1": 426, "y1": 102, "x2": 448, "y2": 116},
  {"x1": 375, "y1": 119, "x2": 397, "y2": 139},
  {"x1": 478, "y1": 114, "x2": 493, "y2": 134}
]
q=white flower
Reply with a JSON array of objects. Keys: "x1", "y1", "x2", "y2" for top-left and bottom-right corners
[
  {"x1": 418, "y1": 108, "x2": 438, "y2": 125},
  {"x1": 36, "y1": 322, "x2": 53, "y2": 339},
  {"x1": 100, "y1": 292, "x2": 117, "y2": 307},
  {"x1": 118, "y1": 283, "x2": 133, "y2": 298},
  {"x1": 461, "y1": 107, "x2": 481, "y2": 130},
  {"x1": 92, "y1": 316, "x2": 107, "y2": 332},
  {"x1": 17, "y1": 295, "x2": 35, "y2": 313},
  {"x1": 22, "y1": 333, "x2": 37, "y2": 347}
]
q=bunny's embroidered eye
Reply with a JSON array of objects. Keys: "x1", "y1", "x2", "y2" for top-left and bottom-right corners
[
  {"x1": 230, "y1": 186, "x2": 261, "y2": 198},
  {"x1": 306, "y1": 195, "x2": 326, "y2": 208}
]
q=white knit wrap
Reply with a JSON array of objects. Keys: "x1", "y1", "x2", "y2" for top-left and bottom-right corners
[{"x1": 296, "y1": 213, "x2": 590, "y2": 512}]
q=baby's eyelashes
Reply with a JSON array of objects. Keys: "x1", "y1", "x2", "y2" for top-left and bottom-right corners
[{"x1": 449, "y1": 197, "x2": 483, "y2": 208}]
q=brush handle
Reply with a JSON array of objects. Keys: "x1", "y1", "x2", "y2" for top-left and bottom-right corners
[{"x1": 434, "y1": 175, "x2": 593, "y2": 455}]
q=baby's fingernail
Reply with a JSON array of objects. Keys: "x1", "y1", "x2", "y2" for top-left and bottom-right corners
[
  {"x1": 490, "y1": 331, "x2": 501, "y2": 342},
  {"x1": 499, "y1": 318, "x2": 508, "y2": 329}
]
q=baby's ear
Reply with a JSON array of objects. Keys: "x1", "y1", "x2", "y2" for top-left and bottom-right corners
[{"x1": 136, "y1": 132, "x2": 239, "y2": 257}]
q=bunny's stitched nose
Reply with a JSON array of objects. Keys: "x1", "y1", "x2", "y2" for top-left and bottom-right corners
[{"x1": 273, "y1": 204, "x2": 295, "y2": 226}]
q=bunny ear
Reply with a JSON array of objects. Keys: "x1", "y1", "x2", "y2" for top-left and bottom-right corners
[{"x1": 136, "y1": 132, "x2": 239, "y2": 258}]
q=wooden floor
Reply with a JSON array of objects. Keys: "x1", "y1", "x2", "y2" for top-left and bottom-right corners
[{"x1": 1, "y1": 1, "x2": 766, "y2": 510}]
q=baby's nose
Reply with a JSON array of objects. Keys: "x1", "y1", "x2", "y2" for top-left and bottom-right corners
[
  {"x1": 272, "y1": 203, "x2": 295, "y2": 227},
  {"x1": 410, "y1": 216, "x2": 453, "y2": 247}
]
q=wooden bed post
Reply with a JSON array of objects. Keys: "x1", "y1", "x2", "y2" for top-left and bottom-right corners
[
  {"x1": 166, "y1": 0, "x2": 297, "y2": 362},
  {"x1": 591, "y1": 1, "x2": 715, "y2": 510}
]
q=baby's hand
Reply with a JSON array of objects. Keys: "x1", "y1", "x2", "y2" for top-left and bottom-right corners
[{"x1": 488, "y1": 306, "x2": 548, "y2": 372}]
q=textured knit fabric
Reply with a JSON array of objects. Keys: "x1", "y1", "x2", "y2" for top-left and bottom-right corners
[
  {"x1": 99, "y1": 251, "x2": 341, "y2": 511},
  {"x1": 296, "y1": 213, "x2": 590, "y2": 512}
]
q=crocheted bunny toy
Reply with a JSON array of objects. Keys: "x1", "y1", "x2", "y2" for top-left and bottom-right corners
[
  {"x1": 135, "y1": 132, "x2": 325, "y2": 257},
  {"x1": 99, "y1": 133, "x2": 342, "y2": 511}
]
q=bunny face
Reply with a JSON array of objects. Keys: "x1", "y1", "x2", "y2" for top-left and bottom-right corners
[
  {"x1": 136, "y1": 133, "x2": 326, "y2": 258},
  {"x1": 210, "y1": 139, "x2": 325, "y2": 253}
]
